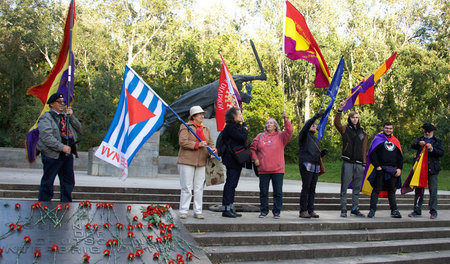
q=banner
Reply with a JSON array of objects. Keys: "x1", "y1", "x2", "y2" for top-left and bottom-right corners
[{"x1": 216, "y1": 54, "x2": 240, "y2": 131}]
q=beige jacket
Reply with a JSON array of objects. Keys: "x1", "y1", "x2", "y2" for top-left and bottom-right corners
[{"x1": 177, "y1": 121, "x2": 214, "y2": 167}]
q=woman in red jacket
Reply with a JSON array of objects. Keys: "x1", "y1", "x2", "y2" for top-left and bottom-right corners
[{"x1": 250, "y1": 111, "x2": 293, "y2": 218}]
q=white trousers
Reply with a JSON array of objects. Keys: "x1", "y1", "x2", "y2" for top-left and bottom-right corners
[{"x1": 178, "y1": 164, "x2": 205, "y2": 214}]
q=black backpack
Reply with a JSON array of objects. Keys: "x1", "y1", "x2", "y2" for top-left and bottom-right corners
[{"x1": 216, "y1": 131, "x2": 227, "y2": 157}]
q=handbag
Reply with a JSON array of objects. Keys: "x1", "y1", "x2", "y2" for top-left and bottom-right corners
[
  {"x1": 231, "y1": 145, "x2": 252, "y2": 164},
  {"x1": 312, "y1": 140, "x2": 326, "y2": 175},
  {"x1": 205, "y1": 157, "x2": 225, "y2": 186}
]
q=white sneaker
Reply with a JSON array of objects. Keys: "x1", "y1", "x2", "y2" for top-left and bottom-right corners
[
  {"x1": 179, "y1": 214, "x2": 187, "y2": 219},
  {"x1": 194, "y1": 214, "x2": 205, "y2": 219}
]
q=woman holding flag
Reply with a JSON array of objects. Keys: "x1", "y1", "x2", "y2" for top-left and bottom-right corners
[{"x1": 177, "y1": 106, "x2": 216, "y2": 220}]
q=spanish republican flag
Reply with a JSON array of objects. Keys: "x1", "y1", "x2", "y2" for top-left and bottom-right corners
[
  {"x1": 401, "y1": 146, "x2": 429, "y2": 195},
  {"x1": 361, "y1": 132, "x2": 402, "y2": 197},
  {"x1": 343, "y1": 52, "x2": 397, "y2": 111},
  {"x1": 283, "y1": 0, "x2": 331, "y2": 88},
  {"x1": 25, "y1": 0, "x2": 76, "y2": 163},
  {"x1": 216, "y1": 54, "x2": 241, "y2": 131}
]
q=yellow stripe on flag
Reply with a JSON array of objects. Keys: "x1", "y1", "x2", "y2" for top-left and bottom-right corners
[{"x1": 361, "y1": 164, "x2": 375, "y2": 196}]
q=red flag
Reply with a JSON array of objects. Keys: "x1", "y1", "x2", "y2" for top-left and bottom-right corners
[{"x1": 216, "y1": 55, "x2": 240, "y2": 131}]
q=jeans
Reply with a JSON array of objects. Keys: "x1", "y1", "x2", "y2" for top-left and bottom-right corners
[
  {"x1": 340, "y1": 161, "x2": 364, "y2": 211},
  {"x1": 369, "y1": 170, "x2": 398, "y2": 211},
  {"x1": 299, "y1": 164, "x2": 319, "y2": 213},
  {"x1": 259, "y1": 173, "x2": 284, "y2": 215},
  {"x1": 178, "y1": 164, "x2": 205, "y2": 215},
  {"x1": 222, "y1": 167, "x2": 242, "y2": 210},
  {"x1": 38, "y1": 153, "x2": 75, "y2": 202},
  {"x1": 413, "y1": 173, "x2": 438, "y2": 215}
]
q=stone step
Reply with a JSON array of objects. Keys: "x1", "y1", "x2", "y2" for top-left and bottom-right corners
[
  {"x1": 227, "y1": 250, "x2": 450, "y2": 264},
  {"x1": 203, "y1": 238, "x2": 450, "y2": 263},
  {"x1": 192, "y1": 227, "x2": 450, "y2": 246}
]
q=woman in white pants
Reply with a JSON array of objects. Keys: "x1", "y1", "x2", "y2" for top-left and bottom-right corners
[{"x1": 177, "y1": 106, "x2": 216, "y2": 219}]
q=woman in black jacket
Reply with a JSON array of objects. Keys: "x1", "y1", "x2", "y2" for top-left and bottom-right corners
[
  {"x1": 221, "y1": 107, "x2": 248, "y2": 218},
  {"x1": 298, "y1": 113, "x2": 327, "y2": 218}
]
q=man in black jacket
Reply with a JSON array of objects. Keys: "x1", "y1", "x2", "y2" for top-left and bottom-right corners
[
  {"x1": 334, "y1": 101, "x2": 368, "y2": 217},
  {"x1": 408, "y1": 123, "x2": 445, "y2": 219}
]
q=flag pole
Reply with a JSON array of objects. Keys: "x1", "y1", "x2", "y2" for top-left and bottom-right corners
[
  {"x1": 282, "y1": 0, "x2": 286, "y2": 112},
  {"x1": 66, "y1": 0, "x2": 74, "y2": 146},
  {"x1": 126, "y1": 65, "x2": 220, "y2": 161}
]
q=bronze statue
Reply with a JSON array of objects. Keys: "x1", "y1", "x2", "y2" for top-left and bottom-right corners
[{"x1": 160, "y1": 40, "x2": 266, "y2": 134}]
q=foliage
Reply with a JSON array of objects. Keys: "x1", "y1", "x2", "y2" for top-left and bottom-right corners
[{"x1": 0, "y1": 0, "x2": 447, "y2": 168}]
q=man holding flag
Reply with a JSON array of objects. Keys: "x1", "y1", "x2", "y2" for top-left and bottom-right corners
[
  {"x1": 37, "y1": 93, "x2": 81, "y2": 202},
  {"x1": 334, "y1": 101, "x2": 368, "y2": 217},
  {"x1": 408, "y1": 123, "x2": 444, "y2": 219}
]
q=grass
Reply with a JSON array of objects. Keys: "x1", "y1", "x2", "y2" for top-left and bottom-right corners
[{"x1": 285, "y1": 161, "x2": 450, "y2": 191}]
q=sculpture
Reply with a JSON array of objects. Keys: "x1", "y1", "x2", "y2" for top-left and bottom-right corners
[{"x1": 160, "y1": 40, "x2": 267, "y2": 134}]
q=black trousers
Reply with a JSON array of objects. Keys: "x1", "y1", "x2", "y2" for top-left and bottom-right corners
[
  {"x1": 369, "y1": 170, "x2": 398, "y2": 211},
  {"x1": 222, "y1": 167, "x2": 242, "y2": 209},
  {"x1": 299, "y1": 164, "x2": 319, "y2": 213}
]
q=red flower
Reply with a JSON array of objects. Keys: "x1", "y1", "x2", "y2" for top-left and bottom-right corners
[
  {"x1": 160, "y1": 229, "x2": 166, "y2": 235},
  {"x1": 103, "y1": 249, "x2": 111, "y2": 256},
  {"x1": 136, "y1": 222, "x2": 143, "y2": 229},
  {"x1": 15, "y1": 203, "x2": 21, "y2": 209},
  {"x1": 64, "y1": 204, "x2": 70, "y2": 209},
  {"x1": 127, "y1": 205, "x2": 132, "y2": 211},
  {"x1": 147, "y1": 223, "x2": 153, "y2": 229},
  {"x1": 147, "y1": 235, "x2": 153, "y2": 241},
  {"x1": 43, "y1": 205, "x2": 49, "y2": 211},
  {"x1": 165, "y1": 234, "x2": 173, "y2": 240},
  {"x1": 132, "y1": 216, "x2": 138, "y2": 221},
  {"x1": 9, "y1": 223, "x2": 15, "y2": 230},
  {"x1": 85, "y1": 223, "x2": 91, "y2": 229},
  {"x1": 83, "y1": 253, "x2": 90, "y2": 262},
  {"x1": 56, "y1": 204, "x2": 62, "y2": 211},
  {"x1": 92, "y1": 224, "x2": 99, "y2": 230},
  {"x1": 112, "y1": 239, "x2": 118, "y2": 246},
  {"x1": 103, "y1": 223, "x2": 110, "y2": 229},
  {"x1": 135, "y1": 249, "x2": 143, "y2": 256},
  {"x1": 186, "y1": 252, "x2": 194, "y2": 260},
  {"x1": 36, "y1": 202, "x2": 42, "y2": 208},
  {"x1": 127, "y1": 231, "x2": 134, "y2": 238},
  {"x1": 159, "y1": 223, "x2": 165, "y2": 228},
  {"x1": 169, "y1": 223, "x2": 175, "y2": 229},
  {"x1": 0, "y1": 248, "x2": 2, "y2": 254},
  {"x1": 156, "y1": 237, "x2": 162, "y2": 243},
  {"x1": 52, "y1": 244, "x2": 59, "y2": 251},
  {"x1": 115, "y1": 222, "x2": 123, "y2": 229},
  {"x1": 34, "y1": 250, "x2": 41, "y2": 257},
  {"x1": 128, "y1": 252, "x2": 135, "y2": 260},
  {"x1": 16, "y1": 224, "x2": 23, "y2": 231},
  {"x1": 86, "y1": 201, "x2": 92, "y2": 208},
  {"x1": 142, "y1": 212, "x2": 148, "y2": 218},
  {"x1": 165, "y1": 204, "x2": 171, "y2": 209},
  {"x1": 178, "y1": 260, "x2": 185, "y2": 264},
  {"x1": 177, "y1": 254, "x2": 183, "y2": 260},
  {"x1": 153, "y1": 252, "x2": 160, "y2": 259},
  {"x1": 127, "y1": 224, "x2": 134, "y2": 230},
  {"x1": 168, "y1": 260, "x2": 175, "y2": 264},
  {"x1": 24, "y1": 236, "x2": 31, "y2": 243},
  {"x1": 106, "y1": 240, "x2": 113, "y2": 246}
]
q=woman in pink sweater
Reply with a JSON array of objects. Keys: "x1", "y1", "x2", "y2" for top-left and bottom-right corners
[{"x1": 250, "y1": 111, "x2": 293, "y2": 218}]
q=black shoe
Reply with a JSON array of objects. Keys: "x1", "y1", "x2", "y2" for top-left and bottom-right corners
[
  {"x1": 368, "y1": 209, "x2": 375, "y2": 218},
  {"x1": 222, "y1": 210, "x2": 236, "y2": 218},
  {"x1": 340, "y1": 210, "x2": 347, "y2": 218},
  {"x1": 351, "y1": 210, "x2": 365, "y2": 217},
  {"x1": 231, "y1": 209, "x2": 242, "y2": 217},
  {"x1": 390, "y1": 210, "x2": 402, "y2": 218}
]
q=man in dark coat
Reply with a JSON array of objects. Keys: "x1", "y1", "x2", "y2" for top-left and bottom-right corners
[{"x1": 408, "y1": 123, "x2": 445, "y2": 219}]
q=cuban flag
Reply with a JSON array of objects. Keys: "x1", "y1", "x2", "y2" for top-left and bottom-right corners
[{"x1": 95, "y1": 65, "x2": 167, "y2": 180}]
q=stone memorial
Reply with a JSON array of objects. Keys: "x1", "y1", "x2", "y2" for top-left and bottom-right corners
[{"x1": 0, "y1": 200, "x2": 210, "y2": 263}]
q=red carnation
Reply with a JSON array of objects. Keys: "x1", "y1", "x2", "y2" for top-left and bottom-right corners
[
  {"x1": 112, "y1": 239, "x2": 118, "y2": 246},
  {"x1": 135, "y1": 249, "x2": 143, "y2": 256},
  {"x1": 148, "y1": 223, "x2": 153, "y2": 229},
  {"x1": 15, "y1": 203, "x2": 21, "y2": 209},
  {"x1": 43, "y1": 205, "x2": 49, "y2": 211},
  {"x1": 186, "y1": 252, "x2": 194, "y2": 260},
  {"x1": 165, "y1": 204, "x2": 171, "y2": 209},
  {"x1": 83, "y1": 253, "x2": 90, "y2": 262},
  {"x1": 16, "y1": 224, "x2": 23, "y2": 231},
  {"x1": 52, "y1": 244, "x2": 59, "y2": 251},
  {"x1": 127, "y1": 205, "x2": 132, "y2": 211},
  {"x1": 0, "y1": 248, "x2": 2, "y2": 254},
  {"x1": 136, "y1": 222, "x2": 143, "y2": 229},
  {"x1": 34, "y1": 250, "x2": 41, "y2": 257},
  {"x1": 168, "y1": 260, "x2": 175, "y2": 264},
  {"x1": 92, "y1": 224, "x2": 99, "y2": 230},
  {"x1": 128, "y1": 252, "x2": 135, "y2": 260},
  {"x1": 103, "y1": 223, "x2": 110, "y2": 229},
  {"x1": 106, "y1": 240, "x2": 113, "y2": 246},
  {"x1": 127, "y1": 224, "x2": 134, "y2": 230},
  {"x1": 64, "y1": 204, "x2": 70, "y2": 209},
  {"x1": 178, "y1": 260, "x2": 185, "y2": 264},
  {"x1": 9, "y1": 223, "x2": 15, "y2": 230},
  {"x1": 132, "y1": 216, "x2": 138, "y2": 221},
  {"x1": 103, "y1": 249, "x2": 111, "y2": 256},
  {"x1": 127, "y1": 231, "x2": 134, "y2": 238},
  {"x1": 156, "y1": 237, "x2": 162, "y2": 243},
  {"x1": 153, "y1": 252, "x2": 160, "y2": 259},
  {"x1": 85, "y1": 223, "x2": 91, "y2": 229},
  {"x1": 147, "y1": 235, "x2": 153, "y2": 241},
  {"x1": 56, "y1": 204, "x2": 62, "y2": 211},
  {"x1": 177, "y1": 254, "x2": 183, "y2": 260},
  {"x1": 24, "y1": 236, "x2": 31, "y2": 243}
]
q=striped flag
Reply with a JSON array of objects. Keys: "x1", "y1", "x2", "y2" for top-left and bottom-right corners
[
  {"x1": 401, "y1": 146, "x2": 429, "y2": 194},
  {"x1": 25, "y1": 0, "x2": 76, "y2": 163},
  {"x1": 343, "y1": 52, "x2": 397, "y2": 111},
  {"x1": 216, "y1": 54, "x2": 241, "y2": 131},
  {"x1": 283, "y1": 0, "x2": 331, "y2": 88},
  {"x1": 95, "y1": 65, "x2": 167, "y2": 180}
]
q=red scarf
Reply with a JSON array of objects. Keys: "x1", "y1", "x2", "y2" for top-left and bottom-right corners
[{"x1": 193, "y1": 122, "x2": 206, "y2": 141}]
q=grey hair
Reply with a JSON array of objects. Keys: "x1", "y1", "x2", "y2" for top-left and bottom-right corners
[{"x1": 265, "y1": 118, "x2": 280, "y2": 132}]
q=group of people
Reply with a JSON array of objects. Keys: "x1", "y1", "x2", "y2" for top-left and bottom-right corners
[
  {"x1": 35, "y1": 93, "x2": 444, "y2": 222},
  {"x1": 176, "y1": 104, "x2": 444, "y2": 220}
]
